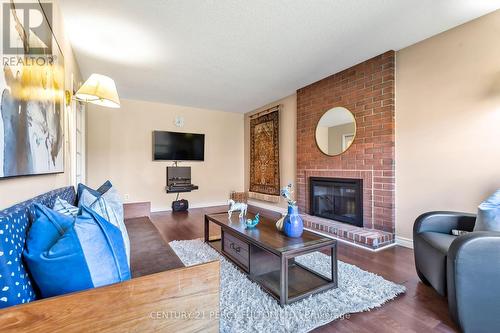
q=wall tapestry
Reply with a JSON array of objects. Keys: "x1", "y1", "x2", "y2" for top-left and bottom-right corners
[
  {"x1": 0, "y1": 1, "x2": 65, "y2": 178},
  {"x1": 249, "y1": 107, "x2": 280, "y2": 196}
]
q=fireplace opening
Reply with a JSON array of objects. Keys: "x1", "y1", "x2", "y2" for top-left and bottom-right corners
[{"x1": 310, "y1": 177, "x2": 363, "y2": 227}]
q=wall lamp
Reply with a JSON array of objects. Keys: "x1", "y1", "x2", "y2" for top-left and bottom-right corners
[{"x1": 66, "y1": 73, "x2": 120, "y2": 108}]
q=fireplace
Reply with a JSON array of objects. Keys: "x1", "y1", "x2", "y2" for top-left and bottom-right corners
[{"x1": 310, "y1": 177, "x2": 363, "y2": 227}]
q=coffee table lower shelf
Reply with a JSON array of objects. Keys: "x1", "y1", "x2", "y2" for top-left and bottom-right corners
[
  {"x1": 208, "y1": 239, "x2": 222, "y2": 252},
  {"x1": 206, "y1": 237, "x2": 337, "y2": 305},
  {"x1": 251, "y1": 264, "x2": 333, "y2": 302}
]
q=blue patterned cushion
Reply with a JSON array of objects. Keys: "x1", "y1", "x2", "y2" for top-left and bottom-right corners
[
  {"x1": 53, "y1": 197, "x2": 79, "y2": 217},
  {"x1": 0, "y1": 187, "x2": 75, "y2": 308}
]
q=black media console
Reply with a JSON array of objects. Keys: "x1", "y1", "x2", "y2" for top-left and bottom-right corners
[{"x1": 165, "y1": 166, "x2": 199, "y2": 193}]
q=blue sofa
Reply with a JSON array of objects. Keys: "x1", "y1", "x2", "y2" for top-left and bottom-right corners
[{"x1": 0, "y1": 187, "x2": 220, "y2": 332}]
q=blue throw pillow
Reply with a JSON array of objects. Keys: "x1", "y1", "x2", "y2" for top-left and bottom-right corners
[
  {"x1": 52, "y1": 197, "x2": 79, "y2": 217},
  {"x1": 79, "y1": 188, "x2": 130, "y2": 265},
  {"x1": 474, "y1": 189, "x2": 500, "y2": 232},
  {"x1": 26, "y1": 204, "x2": 75, "y2": 255},
  {"x1": 96, "y1": 180, "x2": 113, "y2": 195},
  {"x1": 76, "y1": 180, "x2": 112, "y2": 203},
  {"x1": 23, "y1": 205, "x2": 130, "y2": 298}
]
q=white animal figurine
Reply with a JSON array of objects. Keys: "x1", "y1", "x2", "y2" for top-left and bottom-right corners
[{"x1": 228, "y1": 199, "x2": 248, "y2": 219}]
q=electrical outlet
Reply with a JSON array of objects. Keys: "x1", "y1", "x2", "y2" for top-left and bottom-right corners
[{"x1": 124, "y1": 194, "x2": 130, "y2": 201}]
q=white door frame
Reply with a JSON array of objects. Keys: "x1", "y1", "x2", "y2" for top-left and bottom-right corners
[{"x1": 70, "y1": 75, "x2": 86, "y2": 187}]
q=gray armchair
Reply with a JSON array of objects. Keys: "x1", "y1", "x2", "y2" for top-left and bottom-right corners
[{"x1": 414, "y1": 212, "x2": 500, "y2": 333}]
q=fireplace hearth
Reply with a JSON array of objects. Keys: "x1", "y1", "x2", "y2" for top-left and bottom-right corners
[{"x1": 310, "y1": 177, "x2": 363, "y2": 227}]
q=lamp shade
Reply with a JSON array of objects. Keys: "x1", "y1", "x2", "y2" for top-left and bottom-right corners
[{"x1": 75, "y1": 74, "x2": 120, "y2": 108}]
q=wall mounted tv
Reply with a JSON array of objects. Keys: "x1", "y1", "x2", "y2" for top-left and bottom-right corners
[{"x1": 153, "y1": 131, "x2": 205, "y2": 161}]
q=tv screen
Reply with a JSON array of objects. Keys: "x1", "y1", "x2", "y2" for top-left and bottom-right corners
[{"x1": 153, "y1": 131, "x2": 205, "y2": 161}]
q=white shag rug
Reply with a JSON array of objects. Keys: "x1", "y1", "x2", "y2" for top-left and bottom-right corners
[{"x1": 169, "y1": 239, "x2": 405, "y2": 333}]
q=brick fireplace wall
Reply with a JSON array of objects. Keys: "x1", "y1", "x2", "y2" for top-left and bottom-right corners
[{"x1": 296, "y1": 51, "x2": 395, "y2": 233}]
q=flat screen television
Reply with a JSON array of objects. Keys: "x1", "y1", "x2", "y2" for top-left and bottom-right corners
[{"x1": 153, "y1": 131, "x2": 205, "y2": 161}]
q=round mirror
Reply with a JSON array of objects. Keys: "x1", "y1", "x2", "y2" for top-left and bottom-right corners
[{"x1": 315, "y1": 107, "x2": 356, "y2": 156}]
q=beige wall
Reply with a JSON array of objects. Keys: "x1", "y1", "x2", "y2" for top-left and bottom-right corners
[
  {"x1": 244, "y1": 94, "x2": 297, "y2": 211},
  {"x1": 86, "y1": 98, "x2": 244, "y2": 211},
  {"x1": 0, "y1": 0, "x2": 82, "y2": 209},
  {"x1": 396, "y1": 10, "x2": 500, "y2": 240}
]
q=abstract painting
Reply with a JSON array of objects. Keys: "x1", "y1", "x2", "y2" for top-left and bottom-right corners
[
  {"x1": 0, "y1": 1, "x2": 65, "y2": 178},
  {"x1": 249, "y1": 108, "x2": 280, "y2": 196}
]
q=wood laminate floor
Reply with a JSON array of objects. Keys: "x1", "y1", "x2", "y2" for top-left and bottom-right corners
[{"x1": 150, "y1": 206, "x2": 458, "y2": 333}]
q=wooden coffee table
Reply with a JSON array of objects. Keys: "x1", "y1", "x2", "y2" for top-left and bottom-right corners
[{"x1": 204, "y1": 212, "x2": 338, "y2": 305}]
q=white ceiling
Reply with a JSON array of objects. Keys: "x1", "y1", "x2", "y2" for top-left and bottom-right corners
[{"x1": 59, "y1": 1, "x2": 500, "y2": 113}]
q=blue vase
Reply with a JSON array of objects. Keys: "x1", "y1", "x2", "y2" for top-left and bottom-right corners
[{"x1": 283, "y1": 205, "x2": 303, "y2": 238}]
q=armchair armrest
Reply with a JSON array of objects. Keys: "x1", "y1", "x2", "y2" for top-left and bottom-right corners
[
  {"x1": 447, "y1": 232, "x2": 500, "y2": 333},
  {"x1": 413, "y1": 211, "x2": 476, "y2": 235},
  {"x1": 0, "y1": 261, "x2": 220, "y2": 333}
]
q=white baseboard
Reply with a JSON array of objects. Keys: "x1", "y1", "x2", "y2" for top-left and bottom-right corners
[
  {"x1": 151, "y1": 201, "x2": 228, "y2": 213},
  {"x1": 395, "y1": 236, "x2": 414, "y2": 249},
  {"x1": 247, "y1": 199, "x2": 287, "y2": 215},
  {"x1": 151, "y1": 199, "x2": 288, "y2": 214}
]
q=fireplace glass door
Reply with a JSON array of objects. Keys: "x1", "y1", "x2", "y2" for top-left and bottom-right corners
[{"x1": 310, "y1": 178, "x2": 363, "y2": 227}]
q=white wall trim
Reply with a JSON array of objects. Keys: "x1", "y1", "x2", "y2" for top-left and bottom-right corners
[
  {"x1": 247, "y1": 199, "x2": 287, "y2": 215},
  {"x1": 395, "y1": 236, "x2": 414, "y2": 249},
  {"x1": 151, "y1": 201, "x2": 228, "y2": 213},
  {"x1": 151, "y1": 200, "x2": 287, "y2": 214}
]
